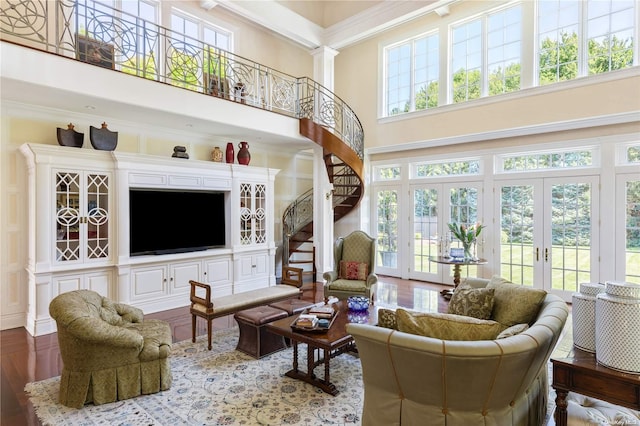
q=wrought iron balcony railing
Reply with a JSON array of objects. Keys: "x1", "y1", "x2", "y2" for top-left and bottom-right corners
[{"x1": 0, "y1": 0, "x2": 363, "y2": 160}]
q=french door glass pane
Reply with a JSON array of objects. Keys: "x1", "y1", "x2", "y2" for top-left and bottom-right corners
[
  {"x1": 449, "y1": 186, "x2": 479, "y2": 241},
  {"x1": 550, "y1": 182, "x2": 592, "y2": 292},
  {"x1": 626, "y1": 180, "x2": 640, "y2": 282},
  {"x1": 377, "y1": 190, "x2": 398, "y2": 268},
  {"x1": 413, "y1": 188, "x2": 438, "y2": 273},
  {"x1": 449, "y1": 186, "x2": 480, "y2": 276},
  {"x1": 500, "y1": 185, "x2": 535, "y2": 286}
]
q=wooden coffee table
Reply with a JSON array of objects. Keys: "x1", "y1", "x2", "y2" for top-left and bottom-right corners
[
  {"x1": 266, "y1": 300, "x2": 378, "y2": 395},
  {"x1": 551, "y1": 348, "x2": 640, "y2": 426}
]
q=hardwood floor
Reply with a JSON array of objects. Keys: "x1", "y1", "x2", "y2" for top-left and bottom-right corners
[{"x1": 0, "y1": 276, "x2": 449, "y2": 426}]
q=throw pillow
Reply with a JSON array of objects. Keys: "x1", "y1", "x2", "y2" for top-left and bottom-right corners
[
  {"x1": 339, "y1": 260, "x2": 368, "y2": 280},
  {"x1": 395, "y1": 309, "x2": 505, "y2": 341},
  {"x1": 377, "y1": 308, "x2": 398, "y2": 329},
  {"x1": 447, "y1": 287, "x2": 495, "y2": 320},
  {"x1": 487, "y1": 276, "x2": 547, "y2": 327},
  {"x1": 496, "y1": 323, "x2": 529, "y2": 339}
]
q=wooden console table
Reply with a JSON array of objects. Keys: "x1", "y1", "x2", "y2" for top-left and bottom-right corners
[{"x1": 551, "y1": 348, "x2": 640, "y2": 426}]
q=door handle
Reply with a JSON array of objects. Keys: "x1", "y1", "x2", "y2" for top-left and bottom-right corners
[
  {"x1": 545, "y1": 248, "x2": 549, "y2": 262},
  {"x1": 536, "y1": 247, "x2": 539, "y2": 261}
]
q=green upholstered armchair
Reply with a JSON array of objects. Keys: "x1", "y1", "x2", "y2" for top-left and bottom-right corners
[
  {"x1": 49, "y1": 290, "x2": 172, "y2": 408},
  {"x1": 323, "y1": 230, "x2": 378, "y2": 303}
]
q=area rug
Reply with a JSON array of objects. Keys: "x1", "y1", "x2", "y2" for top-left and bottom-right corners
[
  {"x1": 25, "y1": 328, "x2": 364, "y2": 425},
  {"x1": 26, "y1": 321, "x2": 574, "y2": 426}
]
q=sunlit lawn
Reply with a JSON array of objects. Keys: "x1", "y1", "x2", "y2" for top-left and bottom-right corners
[{"x1": 412, "y1": 241, "x2": 640, "y2": 289}]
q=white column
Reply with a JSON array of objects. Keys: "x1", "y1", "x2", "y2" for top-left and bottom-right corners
[
  {"x1": 310, "y1": 46, "x2": 339, "y2": 280},
  {"x1": 311, "y1": 46, "x2": 339, "y2": 91}
]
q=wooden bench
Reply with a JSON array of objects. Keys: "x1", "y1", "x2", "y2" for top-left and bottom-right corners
[{"x1": 189, "y1": 266, "x2": 304, "y2": 350}]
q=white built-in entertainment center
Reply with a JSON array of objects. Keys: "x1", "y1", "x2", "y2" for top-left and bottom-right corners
[{"x1": 20, "y1": 143, "x2": 279, "y2": 336}]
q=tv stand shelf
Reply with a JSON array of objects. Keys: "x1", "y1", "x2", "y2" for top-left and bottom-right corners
[{"x1": 20, "y1": 143, "x2": 279, "y2": 336}]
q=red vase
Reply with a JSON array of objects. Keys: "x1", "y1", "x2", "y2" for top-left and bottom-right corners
[
  {"x1": 237, "y1": 141, "x2": 251, "y2": 165},
  {"x1": 225, "y1": 142, "x2": 234, "y2": 163}
]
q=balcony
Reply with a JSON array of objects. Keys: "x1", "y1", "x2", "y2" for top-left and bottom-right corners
[{"x1": 0, "y1": 0, "x2": 363, "y2": 156}]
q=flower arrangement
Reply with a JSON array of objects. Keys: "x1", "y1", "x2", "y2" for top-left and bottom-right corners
[{"x1": 448, "y1": 222, "x2": 485, "y2": 259}]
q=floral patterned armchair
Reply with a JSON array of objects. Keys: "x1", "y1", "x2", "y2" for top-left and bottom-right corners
[{"x1": 49, "y1": 290, "x2": 172, "y2": 408}]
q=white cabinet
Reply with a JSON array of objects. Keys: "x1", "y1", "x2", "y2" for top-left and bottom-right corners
[
  {"x1": 235, "y1": 252, "x2": 269, "y2": 292},
  {"x1": 54, "y1": 169, "x2": 111, "y2": 264},
  {"x1": 52, "y1": 269, "x2": 113, "y2": 298},
  {"x1": 239, "y1": 181, "x2": 267, "y2": 245},
  {"x1": 129, "y1": 260, "x2": 200, "y2": 302},
  {"x1": 129, "y1": 255, "x2": 232, "y2": 309},
  {"x1": 203, "y1": 256, "x2": 233, "y2": 297},
  {"x1": 21, "y1": 144, "x2": 115, "y2": 336}
]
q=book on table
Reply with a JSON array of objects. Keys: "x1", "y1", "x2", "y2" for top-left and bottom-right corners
[
  {"x1": 295, "y1": 314, "x2": 318, "y2": 328},
  {"x1": 307, "y1": 306, "x2": 335, "y2": 319}
]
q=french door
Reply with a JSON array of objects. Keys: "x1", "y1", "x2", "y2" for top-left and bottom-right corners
[
  {"x1": 498, "y1": 175, "x2": 599, "y2": 301},
  {"x1": 374, "y1": 185, "x2": 401, "y2": 276},
  {"x1": 410, "y1": 182, "x2": 483, "y2": 284}
]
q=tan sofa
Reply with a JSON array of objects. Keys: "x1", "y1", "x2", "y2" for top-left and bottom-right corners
[
  {"x1": 49, "y1": 290, "x2": 172, "y2": 408},
  {"x1": 346, "y1": 278, "x2": 569, "y2": 426}
]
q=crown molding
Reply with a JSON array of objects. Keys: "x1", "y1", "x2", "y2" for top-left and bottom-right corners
[
  {"x1": 323, "y1": 0, "x2": 449, "y2": 50},
  {"x1": 216, "y1": 0, "x2": 323, "y2": 49},
  {"x1": 216, "y1": 0, "x2": 454, "y2": 50}
]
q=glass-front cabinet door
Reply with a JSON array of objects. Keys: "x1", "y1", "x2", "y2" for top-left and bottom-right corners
[
  {"x1": 55, "y1": 170, "x2": 110, "y2": 263},
  {"x1": 239, "y1": 182, "x2": 266, "y2": 245}
]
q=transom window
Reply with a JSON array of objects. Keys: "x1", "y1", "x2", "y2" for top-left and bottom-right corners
[
  {"x1": 497, "y1": 148, "x2": 596, "y2": 173},
  {"x1": 374, "y1": 166, "x2": 402, "y2": 181},
  {"x1": 627, "y1": 145, "x2": 640, "y2": 163},
  {"x1": 414, "y1": 160, "x2": 481, "y2": 178}
]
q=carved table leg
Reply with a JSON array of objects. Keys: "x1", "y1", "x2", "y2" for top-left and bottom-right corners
[
  {"x1": 292, "y1": 341, "x2": 299, "y2": 373},
  {"x1": 323, "y1": 348, "x2": 331, "y2": 384},
  {"x1": 554, "y1": 389, "x2": 568, "y2": 426}
]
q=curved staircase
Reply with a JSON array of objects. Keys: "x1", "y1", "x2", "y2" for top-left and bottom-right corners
[{"x1": 282, "y1": 118, "x2": 365, "y2": 282}]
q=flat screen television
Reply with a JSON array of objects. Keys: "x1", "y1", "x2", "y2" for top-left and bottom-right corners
[{"x1": 129, "y1": 188, "x2": 227, "y2": 256}]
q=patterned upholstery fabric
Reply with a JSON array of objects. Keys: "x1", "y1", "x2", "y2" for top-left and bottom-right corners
[
  {"x1": 447, "y1": 287, "x2": 495, "y2": 319},
  {"x1": 377, "y1": 308, "x2": 398, "y2": 329},
  {"x1": 339, "y1": 261, "x2": 368, "y2": 280},
  {"x1": 496, "y1": 323, "x2": 529, "y2": 339},
  {"x1": 323, "y1": 230, "x2": 377, "y2": 302},
  {"x1": 395, "y1": 309, "x2": 505, "y2": 341},
  {"x1": 566, "y1": 392, "x2": 640, "y2": 425},
  {"x1": 487, "y1": 275, "x2": 547, "y2": 326},
  {"x1": 49, "y1": 290, "x2": 172, "y2": 408}
]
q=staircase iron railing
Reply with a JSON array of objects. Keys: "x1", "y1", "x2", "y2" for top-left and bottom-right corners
[{"x1": 282, "y1": 188, "x2": 313, "y2": 264}]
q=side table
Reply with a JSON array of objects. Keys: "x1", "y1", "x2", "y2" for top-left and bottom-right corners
[
  {"x1": 551, "y1": 348, "x2": 640, "y2": 426},
  {"x1": 429, "y1": 256, "x2": 487, "y2": 299}
]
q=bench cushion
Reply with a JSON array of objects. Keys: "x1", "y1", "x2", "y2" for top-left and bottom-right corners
[{"x1": 208, "y1": 285, "x2": 301, "y2": 316}]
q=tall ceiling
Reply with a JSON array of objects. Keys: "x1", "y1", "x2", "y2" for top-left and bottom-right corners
[{"x1": 212, "y1": 0, "x2": 453, "y2": 49}]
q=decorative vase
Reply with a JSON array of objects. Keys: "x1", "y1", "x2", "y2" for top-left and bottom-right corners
[
  {"x1": 56, "y1": 123, "x2": 84, "y2": 148},
  {"x1": 225, "y1": 142, "x2": 234, "y2": 163},
  {"x1": 89, "y1": 122, "x2": 118, "y2": 151},
  {"x1": 463, "y1": 243, "x2": 473, "y2": 260},
  {"x1": 211, "y1": 146, "x2": 223, "y2": 162},
  {"x1": 237, "y1": 141, "x2": 251, "y2": 165}
]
